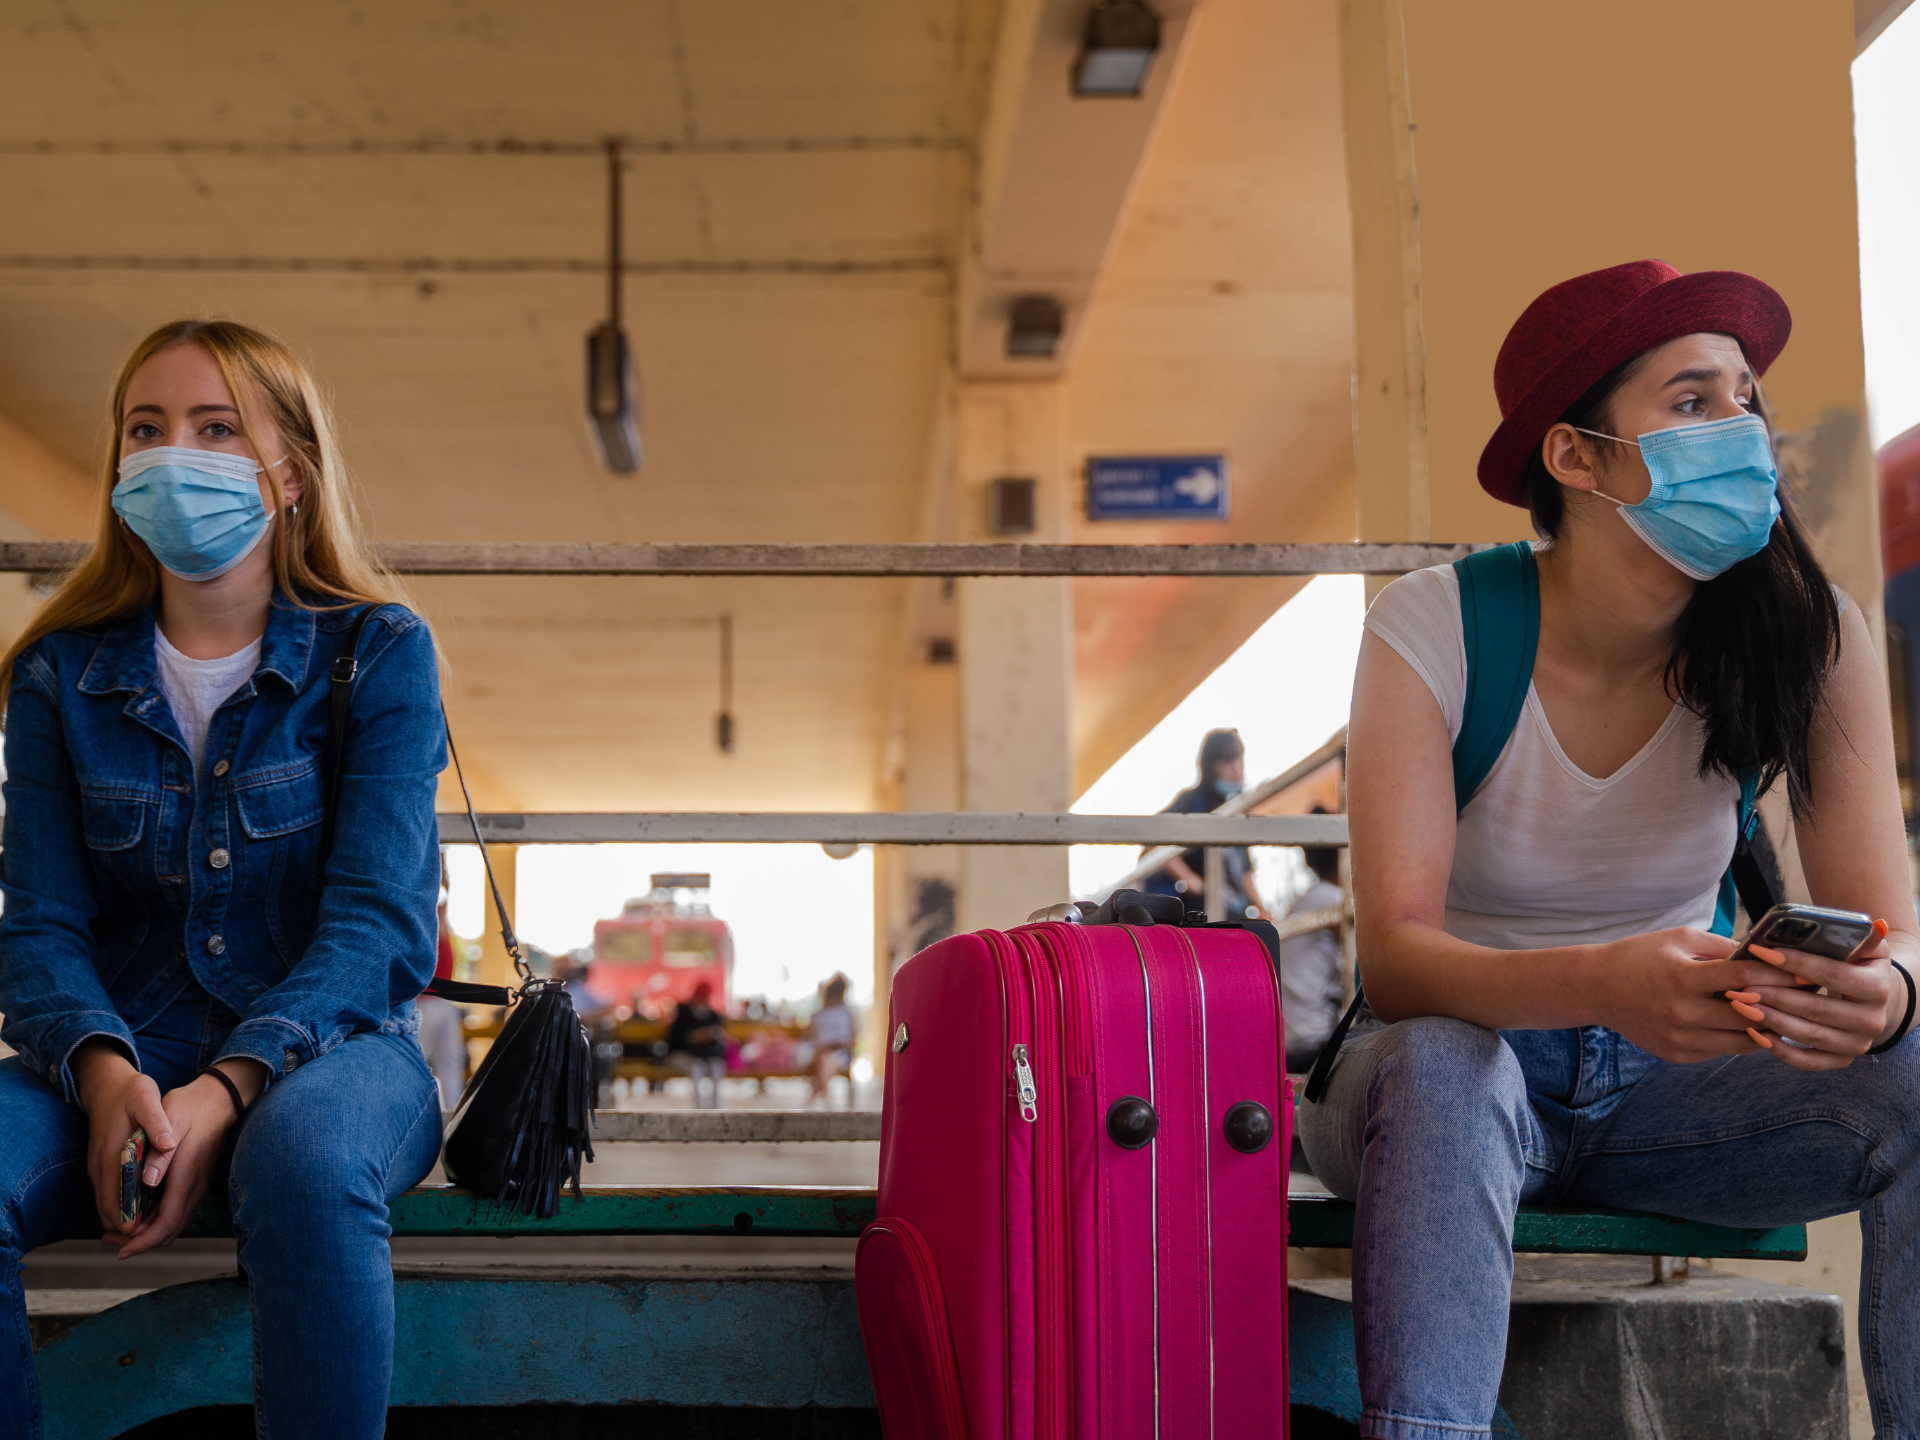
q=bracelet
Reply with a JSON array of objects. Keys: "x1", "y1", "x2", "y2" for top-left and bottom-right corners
[
  {"x1": 1869, "y1": 960, "x2": 1917, "y2": 1056},
  {"x1": 199, "y1": 1065, "x2": 248, "y2": 1121}
]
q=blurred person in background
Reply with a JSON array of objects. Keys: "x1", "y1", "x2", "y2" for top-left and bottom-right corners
[
  {"x1": 1144, "y1": 728, "x2": 1258, "y2": 919},
  {"x1": 666, "y1": 980, "x2": 727, "y2": 1109},
  {"x1": 806, "y1": 974, "x2": 857, "y2": 1106},
  {"x1": 1281, "y1": 809, "x2": 1347, "y2": 1076}
]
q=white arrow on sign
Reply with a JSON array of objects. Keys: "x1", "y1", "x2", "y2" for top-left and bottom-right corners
[{"x1": 1172, "y1": 467, "x2": 1222, "y2": 505}]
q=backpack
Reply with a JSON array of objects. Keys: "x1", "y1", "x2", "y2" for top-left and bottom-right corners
[{"x1": 1302, "y1": 542, "x2": 1774, "y2": 1103}]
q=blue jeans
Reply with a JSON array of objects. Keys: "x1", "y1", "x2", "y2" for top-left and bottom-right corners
[
  {"x1": 1297, "y1": 1016, "x2": 1920, "y2": 1440},
  {"x1": 0, "y1": 983, "x2": 441, "y2": 1438}
]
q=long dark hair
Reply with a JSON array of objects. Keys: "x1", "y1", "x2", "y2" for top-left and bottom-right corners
[{"x1": 1522, "y1": 354, "x2": 1840, "y2": 814}]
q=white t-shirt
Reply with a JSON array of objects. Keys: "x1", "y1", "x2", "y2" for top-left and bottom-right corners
[
  {"x1": 154, "y1": 629, "x2": 262, "y2": 777},
  {"x1": 1364, "y1": 561, "x2": 1748, "y2": 952},
  {"x1": 810, "y1": 1003, "x2": 856, "y2": 1049}
]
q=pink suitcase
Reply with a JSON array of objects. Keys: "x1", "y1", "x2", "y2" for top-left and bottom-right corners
[{"x1": 856, "y1": 890, "x2": 1291, "y2": 1439}]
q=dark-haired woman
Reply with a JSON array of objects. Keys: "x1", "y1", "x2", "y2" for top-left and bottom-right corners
[
  {"x1": 0, "y1": 321, "x2": 443, "y2": 1437},
  {"x1": 1145, "y1": 727, "x2": 1257, "y2": 918},
  {"x1": 1299, "y1": 261, "x2": 1920, "y2": 1439}
]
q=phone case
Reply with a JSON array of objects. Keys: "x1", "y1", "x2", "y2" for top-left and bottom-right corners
[
  {"x1": 1744, "y1": 904, "x2": 1875, "y2": 963},
  {"x1": 118, "y1": 1129, "x2": 161, "y2": 1226}
]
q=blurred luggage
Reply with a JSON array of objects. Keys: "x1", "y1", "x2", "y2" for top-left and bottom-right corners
[{"x1": 857, "y1": 890, "x2": 1290, "y2": 1439}]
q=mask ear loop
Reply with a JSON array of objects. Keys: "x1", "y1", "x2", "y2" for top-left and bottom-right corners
[
  {"x1": 1570, "y1": 427, "x2": 1640, "y2": 508},
  {"x1": 260, "y1": 455, "x2": 299, "y2": 524}
]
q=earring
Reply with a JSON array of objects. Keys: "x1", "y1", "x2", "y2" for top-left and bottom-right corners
[{"x1": 287, "y1": 502, "x2": 298, "y2": 519}]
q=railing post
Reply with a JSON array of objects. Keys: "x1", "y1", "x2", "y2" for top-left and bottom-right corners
[{"x1": 1203, "y1": 846, "x2": 1227, "y2": 921}]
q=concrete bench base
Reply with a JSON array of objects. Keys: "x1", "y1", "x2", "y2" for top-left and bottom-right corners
[
  {"x1": 1293, "y1": 1261, "x2": 1848, "y2": 1440},
  {"x1": 123, "y1": 1405, "x2": 883, "y2": 1439},
  {"x1": 35, "y1": 1268, "x2": 871, "y2": 1440},
  {"x1": 38, "y1": 1261, "x2": 1844, "y2": 1439}
]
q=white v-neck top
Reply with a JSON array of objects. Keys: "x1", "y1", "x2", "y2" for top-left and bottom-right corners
[{"x1": 1364, "y1": 562, "x2": 1740, "y2": 951}]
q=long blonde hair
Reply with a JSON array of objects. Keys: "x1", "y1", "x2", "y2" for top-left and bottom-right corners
[{"x1": 0, "y1": 320, "x2": 406, "y2": 707}]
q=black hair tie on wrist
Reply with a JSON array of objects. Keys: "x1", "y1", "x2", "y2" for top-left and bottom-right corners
[
  {"x1": 200, "y1": 1065, "x2": 248, "y2": 1121},
  {"x1": 1869, "y1": 960, "x2": 1917, "y2": 1057}
]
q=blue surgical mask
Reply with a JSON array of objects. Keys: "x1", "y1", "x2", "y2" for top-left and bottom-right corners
[
  {"x1": 1213, "y1": 777, "x2": 1243, "y2": 798},
  {"x1": 1575, "y1": 413, "x2": 1780, "y2": 581},
  {"x1": 113, "y1": 446, "x2": 281, "y2": 581}
]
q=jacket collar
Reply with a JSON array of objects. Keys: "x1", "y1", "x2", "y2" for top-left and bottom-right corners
[{"x1": 78, "y1": 592, "x2": 317, "y2": 698}]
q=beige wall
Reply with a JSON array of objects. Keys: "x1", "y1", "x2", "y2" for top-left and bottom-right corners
[{"x1": 1402, "y1": 0, "x2": 1877, "y2": 607}]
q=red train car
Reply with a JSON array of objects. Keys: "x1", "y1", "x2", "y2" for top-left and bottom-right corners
[{"x1": 587, "y1": 872, "x2": 735, "y2": 1012}]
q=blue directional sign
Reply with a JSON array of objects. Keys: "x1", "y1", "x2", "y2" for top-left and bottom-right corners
[{"x1": 1086, "y1": 455, "x2": 1229, "y2": 521}]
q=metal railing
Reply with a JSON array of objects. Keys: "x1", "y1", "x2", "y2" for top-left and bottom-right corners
[
  {"x1": 434, "y1": 809, "x2": 1348, "y2": 847},
  {"x1": 0, "y1": 539, "x2": 1480, "y2": 577}
]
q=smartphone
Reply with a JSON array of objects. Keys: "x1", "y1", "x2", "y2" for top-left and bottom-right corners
[
  {"x1": 118, "y1": 1129, "x2": 160, "y2": 1227},
  {"x1": 1731, "y1": 903, "x2": 1876, "y2": 965}
]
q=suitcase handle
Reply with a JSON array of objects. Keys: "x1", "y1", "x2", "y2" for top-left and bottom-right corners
[{"x1": 1027, "y1": 888, "x2": 1190, "y2": 927}]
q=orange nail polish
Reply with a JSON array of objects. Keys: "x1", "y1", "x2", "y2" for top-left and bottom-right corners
[
  {"x1": 1725, "y1": 989, "x2": 1762, "y2": 1003},
  {"x1": 1750, "y1": 946, "x2": 1786, "y2": 964},
  {"x1": 1747, "y1": 1026, "x2": 1775, "y2": 1049},
  {"x1": 1731, "y1": 1000, "x2": 1766, "y2": 1023}
]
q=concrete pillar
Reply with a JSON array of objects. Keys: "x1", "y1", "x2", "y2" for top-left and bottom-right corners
[
  {"x1": 1339, "y1": 0, "x2": 1430, "y2": 571},
  {"x1": 956, "y1": 381, "x2": 1073, "y2": 932},
  {"x1": 1343, "y1": 3, "x2": 1880, "y2": 1428},
  {"x1": 473, "y1": 843, "x2": 520, "y2": 989}
]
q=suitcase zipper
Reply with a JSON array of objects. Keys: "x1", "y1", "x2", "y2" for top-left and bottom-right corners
[
  {"x1": 1010, "y1": 930, "x2": 1072, "y2": 1440},
  {"x1": 1012, "y1": 1044, "x2": 1039, "y2": 1122}
]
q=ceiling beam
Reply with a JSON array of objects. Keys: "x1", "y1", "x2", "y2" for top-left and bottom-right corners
[{"x1": 959, "y1": 0, "x2": 1205, "y2": 379}]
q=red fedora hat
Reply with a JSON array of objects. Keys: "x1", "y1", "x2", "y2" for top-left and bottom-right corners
[{"x1": 1476, "y1": 260, "x2": 1791, "y2": 506}]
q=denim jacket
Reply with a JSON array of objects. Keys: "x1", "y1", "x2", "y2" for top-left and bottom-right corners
[{"x1": 0, "y1": 594, "x2": 445, "y2": 1104}]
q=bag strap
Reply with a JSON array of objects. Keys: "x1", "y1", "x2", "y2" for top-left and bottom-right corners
[
  {"x1": 319, "y1": 605, "x2": 519, "y2": 1006},
  {"x1": 443, "y1": 718, "x2": 529, "y2": 991},
  {"x1": 1713, "y1": 768, "x2": 1776, "y2": 934},
  {"x1": 1452, "y1": 542, "x2": 1540, "y2": 810},
  {"x1": 321, "y1": 607, "x2": 377, "y2": 859}
]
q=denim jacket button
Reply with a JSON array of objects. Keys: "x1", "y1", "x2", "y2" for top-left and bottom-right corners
[
  {"x1": 282, "y1": 1049, "x2": 300, "y2": 1072},
  {"x1": 208, "y1": 848, "x2": 231, "y2": 870},
  {"x1": 206, "y1": 934, "x2": 226, "y2": 956},
  {"x1": 212, "y1": 759, "x2": 230, "y2": 778}
]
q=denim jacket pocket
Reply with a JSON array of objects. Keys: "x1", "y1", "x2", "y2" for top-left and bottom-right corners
[
  {"x1": 233, "y1": 760, "x2": 326, "y2": 839},
  {"x1": 78, "y1": 789, "x2": 148, "y2": 852}
]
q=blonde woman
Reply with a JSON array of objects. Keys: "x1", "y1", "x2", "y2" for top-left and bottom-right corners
[{"x1": 0, "y1": 321, "x2": 444, "y2": 1437}]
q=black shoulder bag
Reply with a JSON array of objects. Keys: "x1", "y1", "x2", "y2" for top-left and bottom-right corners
[{"x1": 324, "y1": 607, "x2": 595, "y2": 1217}]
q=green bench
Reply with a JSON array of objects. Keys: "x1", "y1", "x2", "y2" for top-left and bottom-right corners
[{"x1": 166, "y1": 1182, "x2": 1803, "y2": 1258}]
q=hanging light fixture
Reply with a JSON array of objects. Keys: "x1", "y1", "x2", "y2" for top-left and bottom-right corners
[
  {"x1": 586, "y1": 139, "x2": 643, "y2": 473},
  {"x1": 1072, "y1": 0, "x2": 1162, "y2": 97},
  {"x1": 715, "y1": 613, "x2": 736, "y2": 754}
]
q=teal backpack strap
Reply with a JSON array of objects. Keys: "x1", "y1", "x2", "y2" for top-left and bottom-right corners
[
  {"x1": 1452, "y1": 542, "x2": 1541, "y2": 810},
  {"x1": 1711, "y1": 768, "x2": 1772, "y2": 937},
  {"x1": 1305, "y1": 542, "x2": 1540, "y2": 1105}
]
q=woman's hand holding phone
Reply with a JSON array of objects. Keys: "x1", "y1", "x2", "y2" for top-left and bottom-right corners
[
  {"x1": 1726, "y1": 920, "x2": 1898, "y2": 1070},
  {"x1": 71, "y1": 1039, "x2": 176, "y2": 1239},
  {"x1": 114, "y1": 1060, "x2": 268, "y2": 1260},
  {"x1": 1588, "y1": 927, "x2": 1783, "y2": 1064}
]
